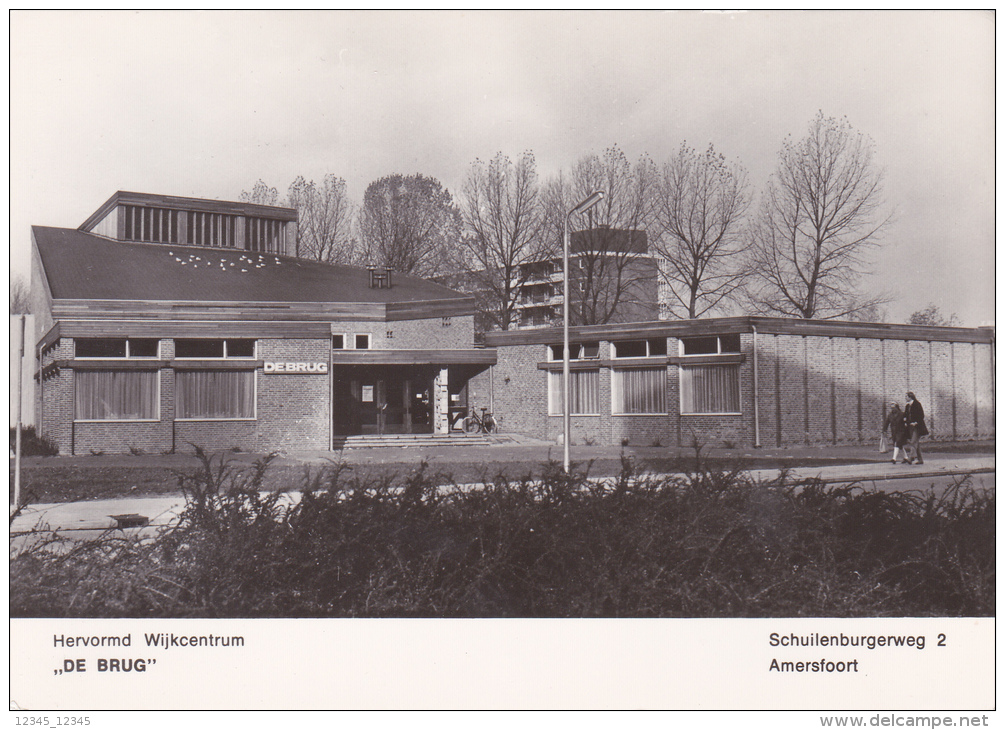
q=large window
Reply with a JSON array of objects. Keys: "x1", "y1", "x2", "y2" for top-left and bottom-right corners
[
  {"x1": 548, "y1": 369, "x2": 600, "y2": 415},
  {"x1": 175, "y1": 339, "x2": 256, "y2": 359},
  {"x1": 75, "y1": 338, "x2": 159, "y2": 358},
  {"x1": 680, "y1": 364, "x2": 740, "y2": 414},
  {"x1": 75, "y1": 370, "x2": 159, "y2": 421},
  {"x1": 613, "y1": 367, "x2": 666, "y2": 414},
  {"x1": 613, "y1": 338, "x2": 668, "y2": 358},
  {"x1": 548, "y1": 342, "x2": 600, "y2": 361},
  {"x1": 176, "y1": 371, "x2": 256, "y2": 419},
  {"x1": 680, "y1": 334, "x2": 741, "y2": 355}
]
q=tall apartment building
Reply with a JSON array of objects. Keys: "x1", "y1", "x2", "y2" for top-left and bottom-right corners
[{"x1": 513, "y1": 227, "x2": 660, "y2": 328}]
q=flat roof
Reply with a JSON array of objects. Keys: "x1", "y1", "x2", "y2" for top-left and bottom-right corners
[
  {"x1": 483, "y1": 316, "x2": 994, "y2": 345},
  {"x1": 33, "y1": 226, "x2": 471, "y2": 305}
]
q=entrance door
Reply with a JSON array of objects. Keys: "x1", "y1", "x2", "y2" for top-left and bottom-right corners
[{"x1": 333, "y1": 366, "x2": 435, "y2": 436}]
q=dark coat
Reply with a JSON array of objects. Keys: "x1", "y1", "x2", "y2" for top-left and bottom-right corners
[
  {"x1": 905, "y1": 399, "x2": 929, "y2": 437},
  {"x1": 882, "y1": 406, "x2": 908, "y2": 447}
]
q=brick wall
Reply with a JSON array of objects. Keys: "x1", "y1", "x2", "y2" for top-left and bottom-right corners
[
  {"x1": 43, "y1": 336, "x2": 337, "y2": 455},
  {"x1": 974, "y1": 342, "x2": 995, "y2": 438},
  {"x1": 255, "y1": 338, "x2": 331, "y2": 450},
  {"x1": 38, "y1": 339, "x2": 73, "y2": 454},
  {"x1": 38, "y1": 324, "x2": 995, "y2": 454},
  {"x1": 471, "y1": 342, "x2": 549, "y2": 439},
  {"x1": 333, "y1": 315, "x2": 475, "y2": 350},
  {"x1": 486, "y1": 329, "x2": 994, "y2": 448}
]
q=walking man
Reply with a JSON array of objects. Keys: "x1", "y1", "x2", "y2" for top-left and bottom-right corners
[{"x1": 904, "y1": 391, "x2": 928, "y2": 465}]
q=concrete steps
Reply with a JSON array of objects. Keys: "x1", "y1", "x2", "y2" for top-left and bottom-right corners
[{"x1": 334, "y1": 433, "x2": 495, "y2": 449}]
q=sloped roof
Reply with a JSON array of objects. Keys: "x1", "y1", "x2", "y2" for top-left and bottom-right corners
[{"x1": 33, "y1": 226, "x2": 469, "y2": 304}]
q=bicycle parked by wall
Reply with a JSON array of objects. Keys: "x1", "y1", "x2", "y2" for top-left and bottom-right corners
[{"x1": 463, "y1": 406, "x2": 497, "y2": 434}]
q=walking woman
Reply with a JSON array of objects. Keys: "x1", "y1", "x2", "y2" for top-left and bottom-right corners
[
  {"x1": 882, "y1": 402, "x2": 910, "y2": 465},
  {"x1": 904, "y1": 391, "x2": 929, "y2": 465}
]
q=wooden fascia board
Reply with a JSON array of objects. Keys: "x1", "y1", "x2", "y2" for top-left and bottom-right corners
[
  {"x1": 43, "y1": 358, "x2": 262, "y2": 376},
  {"x1": 385, "y1": 297, "x2": 477, "y2": 321},
  {"x1": 748, "y1": 317, "x2": 995, "y2": 343},
  {"x1": 38, "y1": 322, "x2": 62, "y2": 353},
  {"x1": 51, "y1": 319, "x2": 335, "y2": 339},
  {"x1": 486, "y1": 318, "x2": 752, "y2": 347},
  {"x1": 670, "y1": 353, "x2": 746, "y2": 366},
  {"x1": 51, "y1": 299, "x2": 388, "y2": 322},
  {"x1": 53, "y1": 359, "x2": 169, "y2": 371},
  {"x1": 486, "y1": 316, "x2": 995, "y2": 347},
  {"x1": 535, "y1": 354, "x2": 746, "y2": 370},
  {"x1": 168, "y1": 360, "x2": 262, "y2": 371},
  {"x1": 331, "y1": 349, "x2": 497, "y2": 366}
]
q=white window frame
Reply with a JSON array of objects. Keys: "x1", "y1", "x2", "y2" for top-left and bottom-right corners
[
  {"x1": 332, "y1": 334, "x2": 347, "y2": 349},
  {"x1": 173, "y1": 339, "x2": 258, "y2": 360},
  {"x1": 74, "y1": 338, "x2": 161, "y2": 360},
  {"x1": 174, "y1": 369, "x2": 258, "y2": 421},
  {"x1": 73, "y1": 369, "x2": 161, "y2": 422},
  {"x1": 352, "y1": 333, "x2": 371, "y2": 350}
]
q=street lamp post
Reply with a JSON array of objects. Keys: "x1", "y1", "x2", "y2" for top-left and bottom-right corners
[{"x1": 563, "y1": 190, "x2": 605, "y2": 473}]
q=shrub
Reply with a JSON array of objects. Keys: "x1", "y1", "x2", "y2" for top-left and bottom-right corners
[
  {"x1": 9, "y1": 426, "x2": 58, "y2": 457},
  {"x1": 10, "y1": 449, "x2": 995, "y2": 618}
]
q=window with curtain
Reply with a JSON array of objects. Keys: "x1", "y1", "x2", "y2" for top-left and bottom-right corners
[
  {"x1": 613, "y1": 368, "x2": 666, "y2": 414},
  {"x1": 176, "y1": 371, "x2": 255, "y2": 419},
  {"x1": 680, "y1": 364, "x2": 740, "y2": 414},
  {"x1": 548, "y1": 369, "x2": 600, "y2": 415},
  {"x1": 75, "y1": 370, "x2": 159, "y2": 420}
]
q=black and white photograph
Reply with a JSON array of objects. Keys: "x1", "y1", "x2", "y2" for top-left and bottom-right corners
[{"x1": 9, "y1": 10, "x2": 995, "y2": 715}]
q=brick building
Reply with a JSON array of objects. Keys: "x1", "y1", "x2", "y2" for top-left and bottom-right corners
[
  {"x1": 474, "y1": 317, "x2": 995, "y2": 448},
  {"x1": 27, "y1": 191, "x2": 995, "y2": 455},
  {"x1": 30, "y1": 191, "x2": 495, "y2": 455}
]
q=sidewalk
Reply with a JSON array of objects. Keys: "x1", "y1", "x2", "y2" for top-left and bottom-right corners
[{"x1": 10, "y1": 449, "x2": 993, "y2": 537}]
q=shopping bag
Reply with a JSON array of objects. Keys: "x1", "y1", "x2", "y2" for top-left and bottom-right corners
[{"x1": 879, "y1": 434, "x2": 888, "y2": 453}]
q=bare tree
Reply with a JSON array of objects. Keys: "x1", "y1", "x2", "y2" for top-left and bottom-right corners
[
  {"x1": 10, "y1": 275, "x2": 29, "y2": 314},
  {"x1": 653, "y1": 143, "x2": 750, "y2": 319},
  {"x1": 287, "y1": 175, "x2": 358, "y2": 264},
  {"x1": 908, "y1": 304, "x2": 959, "y2": 327},
  {"x1": 845, "y1": 301, "x2": 888, "y2": 323},
  {"x1": 545, "y1": 145, "x2": 658, "y2": 325},
  {"x1": 744, "y1": 112, "x2": 890, "y2": 319},
  {"x1": 239, "y1": 180, "x2": 279, "y2": 206},
  {"x1": 456, "y1": 151, "x2": 547, "y2": 331},
  {"x1": 359, "y1": 174, "x2": 461, "y2": 278}
]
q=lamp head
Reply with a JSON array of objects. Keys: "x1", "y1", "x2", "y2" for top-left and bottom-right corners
[{"x1": 570, "y1": 190, "x2": 605, "y2": 215}]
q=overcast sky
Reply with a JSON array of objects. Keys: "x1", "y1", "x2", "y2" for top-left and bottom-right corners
[{"x1": 9, "y1": 10, "x2": 995, "y2": 326}]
